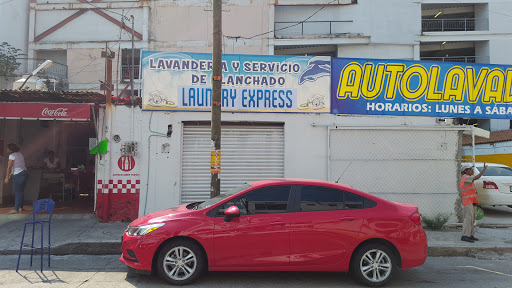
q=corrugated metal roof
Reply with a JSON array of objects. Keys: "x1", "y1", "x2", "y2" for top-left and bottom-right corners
[
  {"x1": 0, "y1": 90, "x2": 106, "y2": 104},
  {"x1": 462, "y1": 129, "x2": 512, "y2": 146}
]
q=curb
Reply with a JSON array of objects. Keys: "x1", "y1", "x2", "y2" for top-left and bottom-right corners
[
  {"x1": 443, "y1": 223, "x2": 512, "y2": 229},
  {"x1": 0, "y1": 242, "x2": 121, "y2": 256},
  {"x1": 3, "y1": 242, "x2": 511, "y2": 257},
  {"x1": 0, "y1": 214, "x2": 99, "y2": 220},
  {"x1": 428, "y1": 246, "x2": 512, "y2": 257}
]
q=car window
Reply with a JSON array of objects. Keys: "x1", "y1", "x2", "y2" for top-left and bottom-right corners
[
  {"x1": 299, "y1": 186, "x2": 344, "y2": 211},
  {"x1": 216, "y1": 185, "x2": 292, "y2": 216},
  {"x1": 477, "y1": 166, "x2": 512, "y2": 177},
  {"x1": 344, "y1": 191, "x2": 365, "y2": 209},
  {"x1": 197, "y1": 183, "x2": 252, "y2": 210},
  {"x1": 299, "y1": 185, "x2": 377, "y2": 212},
  {"x1": 216, "y1": 197, "x2": 249, "y2": 216}
]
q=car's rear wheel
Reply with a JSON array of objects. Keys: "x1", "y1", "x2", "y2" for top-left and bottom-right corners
[
  {"x1": 156, "y1": 239, "x2": 205, "y2": 285},
  {"x1": 350, "y1": 244, "x2": 396, "y2": 287},
  {"x1": 508, "y1": 205, "x2": 512, "y2": 209}
]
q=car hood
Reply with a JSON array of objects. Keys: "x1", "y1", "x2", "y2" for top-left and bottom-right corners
[{"x1": 129, "y1": 204, "x2": 195, "y2": 226}]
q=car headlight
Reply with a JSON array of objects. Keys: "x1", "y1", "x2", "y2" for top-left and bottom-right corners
[{"x1": 125, "y1": 223, "x2": 165, "y2": 236}]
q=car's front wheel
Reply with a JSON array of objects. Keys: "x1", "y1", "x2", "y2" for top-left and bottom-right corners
[
  {"x1": 156, "y1": 239, "x2": 205, "y2": 285},
  {"x1": 350, "y1": 243, "x2": 396, "y2": 287}
]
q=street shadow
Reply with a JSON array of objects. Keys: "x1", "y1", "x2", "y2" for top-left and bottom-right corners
[
  {"x1": 16, "y1": 270, "x2": 67, "y2": 285},
  {"x1": 0, "y1": 255, "x2": 126, "y2": 273},
  {"x1": 125, "y1": 270, "x2": 354, "y2": 287},
  {"x1": 481, "y1": 206, "x2": 512, "y2": 225},
  {"x1": 124, "y1": 269, "x2": 434, "y2": 287}
]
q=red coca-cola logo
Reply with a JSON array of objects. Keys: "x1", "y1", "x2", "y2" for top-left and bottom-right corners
[
  {"x1": 42, "y1": 108, "x2": 68, "y2": 117},
  {"x1": 118, "y1": 156, "x2": 135, "y2": 172}
]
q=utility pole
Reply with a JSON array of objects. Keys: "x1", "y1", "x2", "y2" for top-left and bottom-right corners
[
  {"x1": 210, "y1": 0, "x2": 222, "y2": 198},
  {"x1": 100, "y1": 43, "x2": 114, "y2": 106},
  {"x1": 130, "y1": 15, "x2": 135, "y2": 106}
]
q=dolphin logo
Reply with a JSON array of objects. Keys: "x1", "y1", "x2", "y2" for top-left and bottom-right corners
[{"x1": 298, "y1": 57, "x2": 331, "y2": 85}]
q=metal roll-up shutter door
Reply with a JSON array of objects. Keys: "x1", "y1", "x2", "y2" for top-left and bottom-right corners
[{"x1": 181, "y1": 124, "x2": 284, "y2": 203}]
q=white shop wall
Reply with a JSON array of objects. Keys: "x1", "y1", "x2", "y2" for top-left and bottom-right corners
[
  {"x1": 328, "y1": 127, "x2": 461, "y2": 218},
  {"x1": 131, "y1": 108, "x2": 449, "y2": 216},
  {"x1": 137, "y1": 110, "x2": 336, "y2": 214}
]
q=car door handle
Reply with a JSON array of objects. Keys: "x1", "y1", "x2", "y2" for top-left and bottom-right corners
[
  {"x1": 270, "y1": 222, "x2": 286, "y2": 226},
  {"x1": 339, "y1": 217, "x2": 355, "y2": 222}
]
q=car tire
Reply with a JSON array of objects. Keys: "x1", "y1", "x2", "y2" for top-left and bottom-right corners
[
  {"x1": 350, "y1": 243, "x2": 396, "y2": 287},
  {"x1": 508, "y1": 205, "x2": 512, "y2": 209},
  {"x1": 156, "y1": 239, "x2": 206, "y2": 285}
]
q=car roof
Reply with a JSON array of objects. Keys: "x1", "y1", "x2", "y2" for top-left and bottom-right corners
[
  {"x1": 473, "y1": 162, "x2": 511, "y2": 168},
  {"x1": 245, "y1": 178, "x2": 387, "y2": 204},
  {"x1": 249, "y1": 178, "x2": 353, "y2": 189}
]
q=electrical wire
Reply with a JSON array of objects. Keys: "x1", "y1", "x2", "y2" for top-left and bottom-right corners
[
  {"x1": 68, "y1": 62, "x2": 104, "y2": 72},
  {"x1": 0, "y1": 0, "x2": 16, "y2": 6},
  {"x1": 125, "y1": 2, "x2": 137, "y2": 17},
  {"x1": 68, "y1": 59, "x2": 102, "y2": 78},
  {"x1": 65, "y1": 5, "x2": 135, "y2": 79},
  {"x1": 451, "y1": 0, "x2": 512, "y2": 20},
  {"x1": 224, "y1": 0, "x2": 337, "y2": 41},
  {"x1": 86, "y1": 2, "x2": 132, "y2": 22}
]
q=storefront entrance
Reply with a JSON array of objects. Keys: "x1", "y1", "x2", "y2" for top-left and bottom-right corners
[{"x1": 0, "y1": 92, "x2": 105, "y2": 214}]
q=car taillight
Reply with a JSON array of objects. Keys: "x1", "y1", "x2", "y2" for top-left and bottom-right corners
[
  {"x1": 410, "y1": 212, "x2": 422, "y2": 225},
  {"x1": 483, "y1": 181, "x2": 498, "y2": 189}
]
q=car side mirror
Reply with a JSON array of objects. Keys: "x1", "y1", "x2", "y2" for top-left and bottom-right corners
[{"x1": 224, "y1": 206, "x2": 240, "y2": 222}]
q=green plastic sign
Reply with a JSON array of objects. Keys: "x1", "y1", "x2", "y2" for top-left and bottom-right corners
[
  {"x1": 90, "y1": 140, "x2": 108, "y2": 155},
  {"x1": 476, "y1": 207, "x2": 484, "y2": 220}
]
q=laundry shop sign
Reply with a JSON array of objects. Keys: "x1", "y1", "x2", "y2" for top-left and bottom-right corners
[
  {"x1": 141, "y1": 51, "x2": 331, "y2": 113},
  {"x1": 331, "y1": 58, "x2": 512, "y2": 119}
]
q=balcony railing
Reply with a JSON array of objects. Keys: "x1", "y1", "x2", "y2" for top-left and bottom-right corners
[
  {"x1": 421, "y1": 56, "x2": 490, "y2": 63},
  {"x1": 274, "y1": 20, "x2": 353, "y2": 37},
  {"x1": 6, "y1": 58, "x2": 69, "y2": 90},
  {"x1": 422, "y1": 18, "x2": 489, "y2": 32},
  {"x1": 15, "y1": 58, "x2": 68, "y2": 80},
  {"x1": 121, "y1": 65, "x2": 140, "y2": 80}
]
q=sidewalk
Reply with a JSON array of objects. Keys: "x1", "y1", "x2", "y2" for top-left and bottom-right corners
[
  {"x1": 1, "y1": 213, "x2": 511, "y2": 257},
  {"x1": 0, "y1": 213, "x2": 126, "y2": 256}
]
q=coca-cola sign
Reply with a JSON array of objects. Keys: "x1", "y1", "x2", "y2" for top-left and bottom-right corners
[
  {"x1": 42, "y1": 107, "x2": 68, "y2": 117},
  {"x1": 0, "y1": 102, "x2": 91, "y2": 120}
]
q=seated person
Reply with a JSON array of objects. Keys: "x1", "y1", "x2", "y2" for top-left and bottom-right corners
[{"x1": 43, "y1": 151, "x2": 60, "y2": 171}]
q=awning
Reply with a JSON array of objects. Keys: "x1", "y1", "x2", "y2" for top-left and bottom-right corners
[{"x1": 0, "y1": 102, "x2": 91, "y2": 121}]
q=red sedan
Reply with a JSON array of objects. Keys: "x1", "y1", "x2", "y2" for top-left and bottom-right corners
[{"x1": 120, "y1": 179, "x2": 427, "y2": 287}]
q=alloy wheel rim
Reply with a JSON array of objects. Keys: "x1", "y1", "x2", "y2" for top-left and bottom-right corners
[
  {"x1": 359, "y1": 249, "x2": 392, "y2": 283},
  {"x1": 163, "y1": 246, "x2": 197, "y2": 281}
]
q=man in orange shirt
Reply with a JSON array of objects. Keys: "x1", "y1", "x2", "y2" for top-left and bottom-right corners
[{"x1": 460, "y1": 162, "x2": 487, "y2": 243}]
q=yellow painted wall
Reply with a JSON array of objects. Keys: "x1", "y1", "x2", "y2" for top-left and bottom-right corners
[{"x1": 462, "y1": 154, "x2": 512, "y2": 168}]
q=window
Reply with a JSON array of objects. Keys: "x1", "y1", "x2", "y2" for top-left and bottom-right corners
[
  {"x1": 121, "y1": 49, "x2": 140, "y2": 80},
  {"x1": 344, "y1": 191, "x2": 364, "y2": 209},
  {"x1": 199, "y1": 184, "x2": 251, "y2": 210},
  {"x1": 215, "y1": 197, "x2": 249, "y2": 217},
  {"x1": 477, "y1": 166, "x2": 512, "y2": 177},
  {"x1": 299, "y1": 186, "x2": 377, "y2": 212},
  {"x1": 300, "y1": 186, "x2": 344, "y2": 212},
  {"x1": 216, "y1": 185, "x2": 291, "y2": 216}
]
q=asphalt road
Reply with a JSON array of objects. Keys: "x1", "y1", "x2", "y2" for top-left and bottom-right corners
[{"x1": 1, "y1": 254, "x2": 512, "y2": 288}]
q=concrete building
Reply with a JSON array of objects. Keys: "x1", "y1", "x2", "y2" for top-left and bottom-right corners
[
  {"x1": 2, "y1": 0, "x2": 512, "y2": 220},
  {"x1": 3, "y1": 1, "x2": 512, "y2": 91}
]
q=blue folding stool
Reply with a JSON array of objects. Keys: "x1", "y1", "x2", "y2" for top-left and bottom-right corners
[{"x1": 16, "y1": 199, "x2": 55, "y2": 272}]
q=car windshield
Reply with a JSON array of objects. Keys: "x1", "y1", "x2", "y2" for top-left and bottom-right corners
[
  {"x1": 195, "y1": 183, "x2": 252, "y2": 210},
  {"x1": 477, "y1": 166, "x2": 512, "y2": 177}
]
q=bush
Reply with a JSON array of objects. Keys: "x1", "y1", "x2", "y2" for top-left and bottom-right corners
[{"x1": 422, "y1": 214, "x2": 450, "y2": 230}]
